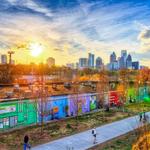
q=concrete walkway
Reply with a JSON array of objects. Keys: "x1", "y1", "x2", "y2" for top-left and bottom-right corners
[{"x1": 33, "y1": 112, "x2": 150, "y2": 150}]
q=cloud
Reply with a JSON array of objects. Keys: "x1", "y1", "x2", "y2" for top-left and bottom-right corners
[
  {"x1": 5, "y1": 0, "x2": 53, "y2": 17},
  {"x1": 138, "y1": 29, "x2": 150, "y2": 40},
  {"x1": 0, "y1": 0, "x2": 150, "y2": 65},
  {"x1": 138, "y1": 28, "x2": 150, "y2": 53}
]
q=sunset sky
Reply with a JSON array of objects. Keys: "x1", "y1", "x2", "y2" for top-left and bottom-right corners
[{"x1": 0, "y1": 0, "x2": 150, "y2": 66}]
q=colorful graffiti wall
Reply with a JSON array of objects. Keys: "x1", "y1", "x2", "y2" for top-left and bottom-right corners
[
  {"x1": 127, "y1": 88, "x2": 137, "y2": 102},
  {"x1": 109, "y1": 91, "x2": 119, "y2": 105},
  {"x1": 38, "y1": 95, "x2": 68, "y2": 122},
  {"x1": 0, "y1": 100, "x2": 37, "y2": 130},
  {"x1": 68, "y1": 93, "x2": 95, "y2": 116}
]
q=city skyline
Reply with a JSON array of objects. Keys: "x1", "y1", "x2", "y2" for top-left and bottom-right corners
[{"x1": 0, "y1": 0, "x2": 150, "y2": 66}]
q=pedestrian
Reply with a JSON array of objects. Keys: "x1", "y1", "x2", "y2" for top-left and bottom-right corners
[
  {"x1": 139, "y1": 112, "x2": 142, "y2": 122},
  {"x1": 23, "y1": 135, "x2": 31, "y2": 150},
  {"x1": 92, "y1": 127, "x2": 97, "y2": 144}
]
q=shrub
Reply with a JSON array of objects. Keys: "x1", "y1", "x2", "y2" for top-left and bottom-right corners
[{"x1": 66, "y1": 123, "x2": 72, "y2": 129}]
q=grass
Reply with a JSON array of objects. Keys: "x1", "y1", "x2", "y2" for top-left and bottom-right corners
[
  {"x1": 125, "y1": 101, "x2": 150, "y2": 113},
  {"x1": 0, "y1": 109, "x2": 131, "y2": 150},
  {"x1": 1, "y1": 101, "x2": 150, "y2": 150}
]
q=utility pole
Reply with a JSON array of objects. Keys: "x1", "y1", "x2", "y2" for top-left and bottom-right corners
[{"x1": 8, "y1": 51, "x2": 15, "y2": 64}]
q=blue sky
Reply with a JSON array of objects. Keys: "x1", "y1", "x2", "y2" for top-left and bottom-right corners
[{"x1": 0, "y1": 0, "x2": 150, "y2": 65}]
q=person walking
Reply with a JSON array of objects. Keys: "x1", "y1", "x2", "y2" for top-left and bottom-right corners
[
  {"x1": 92, "y1": 127, "x2": 97, "y2": 144},
  {"x1": 139, "y1": 112, "x2": 142, "y2": 122},
  {"x1": 23, "y1": 135, "x2": 31, "y2": 150}
]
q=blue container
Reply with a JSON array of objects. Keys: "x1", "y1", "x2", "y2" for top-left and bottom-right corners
[
  {"x1": 51, "y1": 95, "x2": 68, "y2": 119},
  {"x1": 38, "y1": 95, "x2": 68, "y2": 122}
]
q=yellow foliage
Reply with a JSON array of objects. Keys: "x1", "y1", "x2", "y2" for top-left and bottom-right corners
[{"x1": 132, "y1": 132, "x2": 150, "y2": 150}]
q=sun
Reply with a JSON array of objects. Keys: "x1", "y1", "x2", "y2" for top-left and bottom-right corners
[{"x1": 29, "y1": 43, "x2": 43, "y2": 57}]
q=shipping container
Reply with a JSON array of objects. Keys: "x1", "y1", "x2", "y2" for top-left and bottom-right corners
[
  {"x1": 109, "y1": 91, "x2": 120, "y2": 106},
  {"x1": 68, "y1": 93, "x2": 93, "y2": 116},
  {"x1": 38, "y1": 95, "x2": 68, "y2": 122},
  {"x1": 139, "y1": 86, "x2": 150, "y2": 101},
  {"x1": 0, "y1": 99, "x2": 37, "y2": 131},
  {"x1": 127, "y1": 88, "x2": 137, "y2": 102}
]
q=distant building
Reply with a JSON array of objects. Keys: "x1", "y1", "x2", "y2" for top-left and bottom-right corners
[
  {"x1": 79, "y1": 58, "x2": 88, "y2": 69},
  {"x1": 96, "y1": 57, "x2": 103, "y2": 69},
  {"x1": 140, "y1": 66, "x2": 148, "y2": 69},
  {"x1": 109, "y1": 61, "x2": 119, "y2": 70},
  {"x1": 121, "y1": 50, "x2": 127, "y2": 68},
  {"x1": 126, "y1": 54, "x2": 132, "y2": 69},
  {"x1": 132, "y1": 61, "x2": 139, "y2": 70},
  {"x1": 66, "y1": 63, "x2": 74, "y2": 69},
  {"x1": 121, "y1": 50, "x2": 127, "y2": 58},
  {"x1": 88, "y1": 53, "x2": 94, "y2": 68},
  {"x1": 47, "y1": 57, "x2": 55, "y2": 67},
  {"x1": 110, "y1": 52, "x2": 116, "y2": 63},
  {"x1": 118, "y1": 56, "x2": 126, "y2": 69},
  {"x1": 1, "y1": 54, "x2": 7, "y2": 64}
]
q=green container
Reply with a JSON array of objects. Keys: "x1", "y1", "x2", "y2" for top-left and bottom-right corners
[
  {"x1": 139, "y1": 86, "x2": 150, "y2": 101},
  {"x1": 0, "y1": 99, "x2": 37, "y2": 131},
  {"x1": 127, "y1": 88, "x2": 137, "y2": 102}
]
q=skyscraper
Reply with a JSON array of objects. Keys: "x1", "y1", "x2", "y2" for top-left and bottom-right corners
[
  {"x1": 126, "y1": 54, "x2": 132, "y2": 69},
  {"x1": 121, "y1": 50, "x2": 127, "y2": 68},
  {"x1": 88, "y1": 53, "x2": 94, "y2": 68},
  {"x1": 109, "y1": 52, "x2": 118, "y2": 70},
  {"x1": 121, "y1": 50, "x2": 127, "y2": 58},
  {"x1": 96, "y1": 57, "x2": 103, "y2": 69},
  {"x1": 110, "y1": 52, "x2": 116, "y2": 63},
  {"x1": 118, "y1": 56, "x2": 125, "y2": 69},
  {"x1": 1, "y1": 54, "x2": 7, "y2": 64},
  {"x1": 79, "y1": 58, "x2": 88, "y2": 69}
]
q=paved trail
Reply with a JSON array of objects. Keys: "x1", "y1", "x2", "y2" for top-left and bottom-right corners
[{"x1": 33, "y1": 112, "x2": 150, "y2": 150}]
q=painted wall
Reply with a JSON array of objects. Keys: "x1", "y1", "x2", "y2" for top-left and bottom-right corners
[
  {"x1": 68, "y1": 94, "x2": 91, "y2": 116},
  {"x1": 38, "y1": 95, "x2": 68, "y2": 122},
  {"x1": 127, "y1": 88, "x2": 137, "y2": 102},
  {"x1": 90, "y1": 94, "x2": 97, "y2": 110},
  {"x1": 109, "y1": 91, "x2": 119, "y2": 105},
  {"x1": 0, "y1": 100, "x2": 37, "y2": 130}
]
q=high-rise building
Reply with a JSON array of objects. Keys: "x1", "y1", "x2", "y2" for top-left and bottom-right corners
[
  {"x1": 109, "y1": 52, "x2": 118, "y2": 70},
  {"x1": 110, "y1": 52, "x2": 116, "y2": 63},
  {"x1": 118, "y1": 56, "x2": 125, "y2": 69},
  {"x1": 132, "y1": 61, "x2": 139, "y2": 70},
  {"x1": 121, "y1": 50, "x2": 127, "y2": 58},
  {"x1": 88, "y1": 53, "x2": 94, "y2": 68},
  {"x1": 79, "y1": 58, "x2": 88, "y2": 69},
  {"x1": 121, "y1": 50, "x2": 127, "y2": 68},
  {"x1": 126, "y1": 54, "x2": 132, "y2": 69},
  {"x1": 96, "y1": 57, "x2": 103, "y2": 69},
  {"x1": 1, "y1": 54, "x2": 7, "y2": 64},
  {"x1": 47, "y1": 57, "x2": 55, "y2": 67}
]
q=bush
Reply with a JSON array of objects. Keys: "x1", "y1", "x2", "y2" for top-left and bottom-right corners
[{"x1": 66, "y1": 123, "x2": 72, "y2": 129}]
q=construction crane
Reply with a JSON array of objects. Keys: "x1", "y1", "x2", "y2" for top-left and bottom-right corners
[{"x1": 8, "y1": 51, "x2": 15, "y2": 64}]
